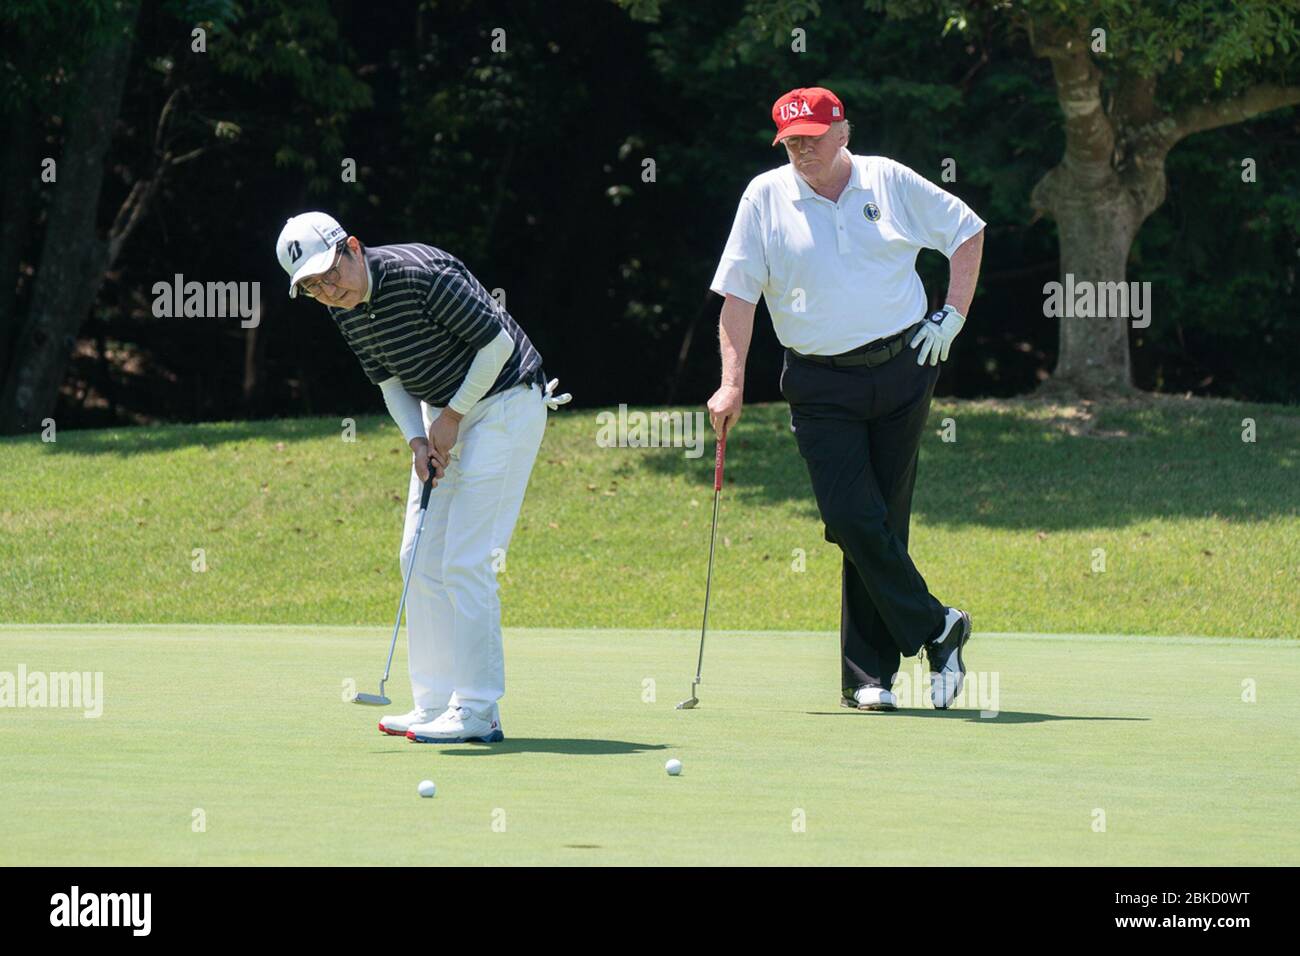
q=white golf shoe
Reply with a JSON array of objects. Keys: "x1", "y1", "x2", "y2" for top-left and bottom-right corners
[
  {"x1": 406, "y1": 705, "x2": 504, "y2": 744},
  {"x1": 841, "y1": 686, "x2": 898, "y2": 711},
  {"x1": 925, "y1": 607, "x2": 973, "y2": 709},
  {"x1": 377, "y1": 707, "x2": 439, "y2": 737}
]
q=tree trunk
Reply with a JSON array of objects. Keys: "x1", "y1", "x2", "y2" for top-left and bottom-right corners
[
  {"x1": 0, "y1": 100, "x2": 40, "y2": 377},
  {"x1": 243, "y1": 321, "x2": 263, "y2": 411},
  {"x1": 1026, "y1": 14, "x2": 1300, "y2": 399},
  {"x1": 1037, "y1": 174, "x2": 1142, "y2": 397},
  {"x1": 0, "y1": 0, "x2": 140, "y2": 434}
]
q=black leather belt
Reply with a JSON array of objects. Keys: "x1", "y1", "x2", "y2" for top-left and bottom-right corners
[
  {"x1": 790, "y1": 320, "x2": 923, "y2": 369},
  {"x1": 524, "y1": 364, "x2": 546, "y2": 389}
]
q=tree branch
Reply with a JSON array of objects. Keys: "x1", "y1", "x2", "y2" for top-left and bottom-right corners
[
  {"x1": 1167, "y1": 84, "x2": 1300, "y2": 146},
  {"x1": 167, "y1": 146, "x2": 208, "y2": 166},
  {"x1": 1114, "y1": 73, "x2": 1158, "y2": 129},
  {"x1": 106, "y1": 85, "x2": 217, "y2": 263},
  {"x1": 153, "y1": 88, "x2": 184, "y2": 155}
]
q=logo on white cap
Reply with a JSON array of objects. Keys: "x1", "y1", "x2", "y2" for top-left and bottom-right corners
[{"x1": 275, "y1": 212, "x2": 347, "y2": 298}]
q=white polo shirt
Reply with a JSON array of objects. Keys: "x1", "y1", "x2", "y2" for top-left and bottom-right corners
[{"x1": 710, "y1": 150, "x2": 986, "y2": 355}]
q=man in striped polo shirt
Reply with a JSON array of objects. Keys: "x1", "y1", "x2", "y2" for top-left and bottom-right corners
[{"x1": 276, "y1": 211, "x2": 570, "y2": 744}]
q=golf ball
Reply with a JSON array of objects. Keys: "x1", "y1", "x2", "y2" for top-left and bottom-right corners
[
  {"x1": 417, "y1": 779, "x2": 437, "y2": 798},
  {"x1": 665, "y1": 759, "x2": 682, "y2": 776}
]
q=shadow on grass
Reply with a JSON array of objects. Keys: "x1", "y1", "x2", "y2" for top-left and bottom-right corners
[
  {"x1": 637, "y1": 401, "x2": 1300, "y2": 530},
  {"x1": 373, "y1": 738, "x2": 669, "y2": 756},
  {"x1": 805, "y1": 710, "x2": 1148, "y2": 724},
  {"x1": 12, "y1": 414, "x2": 396, "y2": 456}
]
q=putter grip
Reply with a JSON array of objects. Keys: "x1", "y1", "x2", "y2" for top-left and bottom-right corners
[
  {"x1": 420, "y1": 472, "x2": 434, "y2": 509},
  {"x1": 714, "y1": 429, "x2": 727, "y2": 491}
]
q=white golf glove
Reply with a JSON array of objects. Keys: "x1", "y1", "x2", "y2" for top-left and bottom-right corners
[
  {"x1": 910, "y1": 305, "x2": 966, "y2": 366},
  {"x1": 541, "y1": 377, "x2": 572, "y2": 410}
]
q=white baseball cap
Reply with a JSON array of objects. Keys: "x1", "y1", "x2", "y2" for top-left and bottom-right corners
[{"x1": 276, "y1": 211, "x2": 348, "y2": 298}]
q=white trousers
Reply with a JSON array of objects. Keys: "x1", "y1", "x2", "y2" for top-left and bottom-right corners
[{"x1": 399, "y1": 382, "x2": 547, "y2": 716}]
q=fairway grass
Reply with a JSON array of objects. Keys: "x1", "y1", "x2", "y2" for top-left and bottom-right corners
[{"x1": 2, "y1": 625, "x2": 1296, "y2": 866}]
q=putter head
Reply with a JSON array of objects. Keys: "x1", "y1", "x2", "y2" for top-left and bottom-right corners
[
  {"x1": 676, "y1": 682, "x2": 700, "y2": 710},
  {"x1": 352, "y1": 692, "x2": 391, "y2": 706}
]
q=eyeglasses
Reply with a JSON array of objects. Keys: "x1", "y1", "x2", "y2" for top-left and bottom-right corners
[
  {"x1": 782, "y1": 131, "x2": 827, "y2": 151},
  {"x1": 298, "y1": 246, "x2": 346, "y2": 298}
]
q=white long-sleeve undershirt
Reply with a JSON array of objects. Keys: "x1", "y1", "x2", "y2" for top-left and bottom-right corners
[
  {"x1": 447, "y1": 327, "x2": 515, "y2": 415},
  {"x1": 376, "y1": 328, "x2": 517, "y2": 443},
  {"x1": 378, "y1": 376, "x2": 426, "y2": 445}
]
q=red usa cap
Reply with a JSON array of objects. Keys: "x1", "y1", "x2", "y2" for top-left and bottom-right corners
[{"x1": 771, "y1": 87, "x2": 845, "y2": 145}]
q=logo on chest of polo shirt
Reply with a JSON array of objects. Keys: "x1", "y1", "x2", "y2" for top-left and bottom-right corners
[{"x1": 863, "y1": 202, "x2": 882, "y2": 222}]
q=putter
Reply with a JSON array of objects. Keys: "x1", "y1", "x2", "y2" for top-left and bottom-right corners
[
  {"x1": 352, "y1": 470, "x2": 436, "y2": 706},
  {"x1": 678, "y1": 424, "x2": 727, "y2": 710}
]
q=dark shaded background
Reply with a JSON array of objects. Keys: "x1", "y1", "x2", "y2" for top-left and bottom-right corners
[{"x1": 9, "y1": 0, "x2": 1299, "y2": 428}]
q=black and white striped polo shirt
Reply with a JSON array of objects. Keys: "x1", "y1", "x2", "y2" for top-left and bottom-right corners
[{"x1": 329, "y1": 243, "x2": 542, "y2": 406}]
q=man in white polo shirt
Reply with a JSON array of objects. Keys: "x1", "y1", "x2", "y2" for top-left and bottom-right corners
[{"x1": 707, "y1": 87, "x2": 986, "y2": 711}]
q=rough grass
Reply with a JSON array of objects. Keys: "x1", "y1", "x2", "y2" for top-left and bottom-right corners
[{"x1": 1, "y1": 396, "x2": 1296, "y2": 637}]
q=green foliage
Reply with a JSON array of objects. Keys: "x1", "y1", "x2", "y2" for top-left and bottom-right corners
[
  {"x1": 11, "y1": 0, "x2": 1299, "y2": 427},
  {"x1": 206, "y1": 0, "x2": 372, "y2": 190},
  {"x1": 859, "y1": 1, "x2": 1300, "y2": 93},
  {"x1": 0, "y1": 0, "x2": 130, "y2": 110},
  {"x1": 1130, "y1": 119, "x2": 1300, "y2": 401},
  {"x1": 974, "y1": 1, "x2": 1300, "y2": 88},
  {"x1": 829, "y1": 76, "x2": 963, "y2": 111}
]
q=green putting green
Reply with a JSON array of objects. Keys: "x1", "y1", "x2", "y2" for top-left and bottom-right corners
[{"x1": 2, "y1": 625, "x2": 1295, "y2": 865}]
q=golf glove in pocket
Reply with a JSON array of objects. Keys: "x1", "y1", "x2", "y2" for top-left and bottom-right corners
[{"x1": 542, "y1": 377, "x2": 572, "y2": 410}]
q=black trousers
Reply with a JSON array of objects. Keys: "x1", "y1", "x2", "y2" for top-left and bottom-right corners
[{"x1": 780, "y1": 334, "x2": 947, "y2": 693}]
